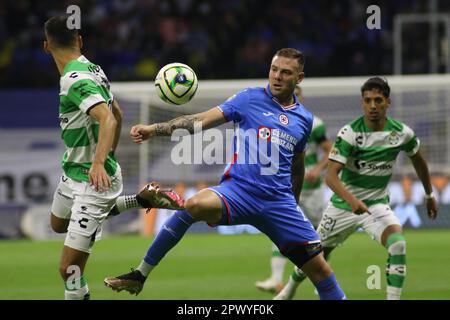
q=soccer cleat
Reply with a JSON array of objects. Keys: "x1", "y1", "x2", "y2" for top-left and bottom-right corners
[
  {"x1": 255, "y1": 278, "x2": 284, "y2": 294},
  {"x1": 273, "y1": 285, "x2": 296, "y2": 300},
  {"x1": 104, "y1": 269, "x2": 147, "y2": 296},
  {"x1": 138, "y1": 182, "x2": 185, "y2": 211}
]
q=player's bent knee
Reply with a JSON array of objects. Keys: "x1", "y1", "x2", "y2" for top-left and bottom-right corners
[
  {"x1": 185, "y1": 196, "x2": 221, "y2": 223},
  {"x1": 283, "y1": 241, "x2": 323, "y2": 269},
  {"x1": 51, "y1": 214, "x2": 69, "y2": 233}
]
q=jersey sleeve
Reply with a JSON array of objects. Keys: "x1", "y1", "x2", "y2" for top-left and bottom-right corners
[
  {"x1": 217, "y1": 89, "x2": 249, "y2": 123},
  {"x1": 63, "y1": 74, "x2": 107, "y2": 114},
  {"x1": 402, "y1": 125, "x2": 421, "y2": 156},
  {"x1": 329, "y1": 125, "x2": 354, "y2": 165}
]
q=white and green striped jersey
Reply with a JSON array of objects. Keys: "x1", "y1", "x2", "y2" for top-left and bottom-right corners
[
  {"x1": 303, "y1": 116, "x2": 327, "y2": 190},
  {"x1": 329, "y1": 116, "x2": 420, "y2": 210},
  {"x1": 59, "y1": 55, "x2": 118, "y2": 182}
]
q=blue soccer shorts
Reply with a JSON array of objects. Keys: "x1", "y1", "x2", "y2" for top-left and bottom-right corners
[{"x1": 208, "y1": 178, "x2": 320, "y2": 254}]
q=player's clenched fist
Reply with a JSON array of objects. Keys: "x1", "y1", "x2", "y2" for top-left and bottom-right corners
[{"x1": 130, "y1": 124, "x2": 154, "y2": 144}]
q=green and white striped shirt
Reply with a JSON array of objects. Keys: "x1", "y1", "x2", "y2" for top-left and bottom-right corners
[
  {"x1": 303, "y1": 116, "x2": 327, "y2": 190},
  {"x1": 59, "y1": 55, "x2": 118, "y2": 182},
  {"x1": 329, "y1": 116, "x2": 420, "y2": 210}
]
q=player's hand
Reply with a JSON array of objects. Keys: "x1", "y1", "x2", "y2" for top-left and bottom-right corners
[
  {"x1": 130, "y1": 124, "x2": 154, "y2": 144},
  {"x1": 304, "y1": 167, "x2": 321, "y2": 183},
  {"x1": 426, "y1": 197, "x2": 438, "y2": 220},
  {"x1": 349, "y1": 198, "x2": 371, "y2": 215},
  {"x1": 89, "y1": 163, "x2": 111, "y2": 192}
]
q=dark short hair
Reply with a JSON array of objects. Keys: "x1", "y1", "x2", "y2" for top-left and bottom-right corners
[
  {"x1": 274, "y1": 48, "x2": 305, "y2": 71},
  {"x1": 44, "y1": 16, "x2": 79, "y2": 48},
  {"x1": 361, "y1": 77, "x2": 390, "y2": 98}
]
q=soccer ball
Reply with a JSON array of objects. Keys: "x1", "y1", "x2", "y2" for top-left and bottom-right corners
[{"x1": 155, "y1": 62, "x2": 198, "y2": 105}]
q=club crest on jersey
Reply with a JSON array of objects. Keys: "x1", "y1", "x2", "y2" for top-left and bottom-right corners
[
  {"x1": 279, "y1": 114, "x2": 289, "y2": 125},
  {"x1": 388, "y1": 131, "x2": 400, "y2": 145},
  {"x1": 258, "y1": 126, "x2": 271, "y2": 140}
]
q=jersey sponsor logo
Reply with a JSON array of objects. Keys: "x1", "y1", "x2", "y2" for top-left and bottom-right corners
[
  {"x1": 368, "y1": 163, "x2": 393, "y2": 170},
  {"x1": 258, "y1": 126, "x2": 271, "y2": 140},
  {"x1": 278, "y1": 114, "x2": 289, "y2": 125},
  {"x1": 355, "y1": 159, "x2": 392, "y2": 171},
  {"x1": 354, "y1": 159, "x2": 366, "y2": 170}
]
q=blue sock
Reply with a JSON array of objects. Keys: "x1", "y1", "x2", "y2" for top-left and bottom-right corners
[
  {"x1": 143, "y1": 210, "x2": 195, "y2": 266},
  {"x1": 315, "y1": 273, "x2": 347, "y2": 300}
]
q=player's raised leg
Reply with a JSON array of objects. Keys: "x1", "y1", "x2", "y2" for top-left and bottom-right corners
[{"x1": 104, "y1": 188, "x2": 222, "y2": 295}]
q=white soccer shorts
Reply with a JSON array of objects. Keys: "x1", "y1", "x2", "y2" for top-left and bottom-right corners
[
  {"x1": 51, "y1": 169, "x2": 123, "y2": 253},
  {"x1": 317, "y1": 202, "x2": 401, "y2": 248}
]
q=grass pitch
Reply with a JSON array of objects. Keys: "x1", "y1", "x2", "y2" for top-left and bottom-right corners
[{"x1": 1, "y1": 229, "x2": 449, "y2": 300}]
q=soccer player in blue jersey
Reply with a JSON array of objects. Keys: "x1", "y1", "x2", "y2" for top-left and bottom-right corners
[{"x1": 104, "y1": 48, "x2": 346, "y2": 300}]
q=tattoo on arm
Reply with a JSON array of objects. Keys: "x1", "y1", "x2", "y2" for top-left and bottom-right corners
[{"x1": 155, "y1": 115, "x2": 199, "y2": 136}]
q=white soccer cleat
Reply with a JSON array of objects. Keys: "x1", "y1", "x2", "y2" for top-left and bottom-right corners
[
  {"x1": 273, "y1": 284, "x2": 296, "y2": 300},
  {"x1": 255, "y1": 278, "x2": 284, "y2": 294}
]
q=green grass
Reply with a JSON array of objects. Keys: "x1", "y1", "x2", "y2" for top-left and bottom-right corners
[{"x1": 1, "y1": 229, "x2": 450, "y2": 300}]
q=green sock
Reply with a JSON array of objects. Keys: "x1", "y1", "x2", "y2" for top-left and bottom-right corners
[
  {"x1": 385, "y1": 233, "x2": 406, "y2": 300},
  {"x1": 65, "y1": 275, "x2": 90, "y2": 300}
]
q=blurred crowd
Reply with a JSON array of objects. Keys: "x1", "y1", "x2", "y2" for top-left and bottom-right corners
[{"x1": 0, "y1": 0, "x2": 448, "y2": 88}]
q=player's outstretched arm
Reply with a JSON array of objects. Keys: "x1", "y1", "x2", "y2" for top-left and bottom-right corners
[
  {"x1": 89, "y1": 103, "x2": 117, "y2": 191},
  {"x1": 130, "y1": 107, "x2": 226, "y2": 144},
  {"x1": 111, "y1": 99, "x2": 123, "y2": 154},
  {"x1": 325, "y1": 160, "x2": 370, "y2": 215},
  {"x1": 409, "y1": 150, "x2": 438, "y2": 219}
]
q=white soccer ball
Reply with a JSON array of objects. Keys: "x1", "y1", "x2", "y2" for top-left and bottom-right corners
[{"x1": 155, "y1": 62, "x2": 198, "y2": 105}]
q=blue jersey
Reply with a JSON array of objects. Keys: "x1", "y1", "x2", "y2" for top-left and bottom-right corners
[{"x1": 217, "y1": 85, "x2": 313, "y2": 197}]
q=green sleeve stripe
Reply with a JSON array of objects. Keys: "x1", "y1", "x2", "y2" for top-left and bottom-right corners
[
  {"x1": 341, "y1": 168, "x2": 391, "y2": 189},
  {"x1": 62, "y1": 127, "x2": 90, "y2": 148},
  {"x1": 67, "y1": 79, "x2": 104, "y2": 106},
  {"x1": 334, "y1": 137, "x2": 353, "y2": 158},
  {"x1": 402, "y1": 136, "x2": 418, "y2": 153}
]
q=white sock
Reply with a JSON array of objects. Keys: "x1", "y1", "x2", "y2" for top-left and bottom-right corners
[
  {"x1": 116, "y1": 195, "x2": 140, "y2": 213},
  {"x1": 137, "y1": 260, "x2": 154, "y2": 277},
  {"x1": 271, "y1": 256, "x2": 287, "y2": 283},
  {"x1": 387, "y1": 286, "x2": 402, "y2": 300},
  {"x1": 65, "y1": 284, "x2": 89, "y2": 300}
]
